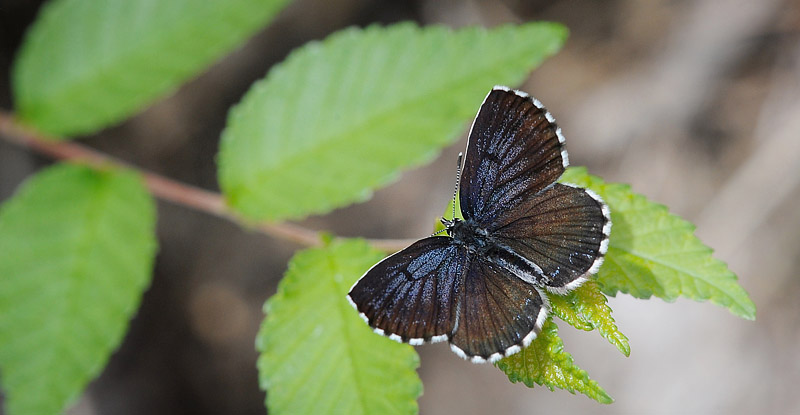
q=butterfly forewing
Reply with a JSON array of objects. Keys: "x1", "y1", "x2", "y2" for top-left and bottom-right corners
[
  {"x1": 460, "y1": 87, "x2": 566, "y2": 225},
  {"x1": 348, "y1": 237, "x2": 467, "y2": 343}
]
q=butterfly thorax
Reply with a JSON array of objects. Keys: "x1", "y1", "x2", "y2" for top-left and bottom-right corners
[
  {"x1": 447, "y1": 218, "x2": 492, "y2": 254},
  {"x1": 446, "y1": 217, "x2": 546, "y2": 285}
]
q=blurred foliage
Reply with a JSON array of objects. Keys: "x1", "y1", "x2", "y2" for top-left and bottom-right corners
[
  {"x1": 13, "y1": 0, "x2": 290, "y2": 136},
  {"x1": 0, "y1": 164, "x2": 156, "y2": 414}
]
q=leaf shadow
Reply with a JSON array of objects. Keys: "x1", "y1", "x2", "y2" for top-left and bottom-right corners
[{"x1": 597, "y1": 208, "x2": 666, "y2": 299}]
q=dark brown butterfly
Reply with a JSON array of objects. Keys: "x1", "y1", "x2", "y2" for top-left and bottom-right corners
[{"x1": 347, "y1": 86, "x2": 611, "y2": 363}]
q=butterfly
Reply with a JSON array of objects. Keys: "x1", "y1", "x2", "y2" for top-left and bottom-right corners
[{"x1": 347, "y1": 86, "x2": 611, "y2": 363}]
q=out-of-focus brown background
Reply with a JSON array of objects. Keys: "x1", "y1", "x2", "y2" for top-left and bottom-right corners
[{"x1": 1, "y1": 0, "x2": 799, "y2": 414}]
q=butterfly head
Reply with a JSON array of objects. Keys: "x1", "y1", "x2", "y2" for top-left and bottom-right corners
[{"x1": 439, "y1": 216, "x2": 460, "y2": 230}]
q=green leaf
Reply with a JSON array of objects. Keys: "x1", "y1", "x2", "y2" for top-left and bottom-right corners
[
  {"x1": 13, "y1": 0, "x2": 290, "y2": 136},
  {"x1": 548, "y1": 281, "x2": 630, "y2": 356},
  {"x1": 496, "y1": 319, "x2": 613, "y2": 404},
  {"x1": 219, "y1": 22, "x2": 567, "y2": 221},
  {"x1": 0, "y1": 163, "x2": 157, "y2": 415},
  {"x1": 434, "y1": 193, "x2": 464, "y2": 233},
  {"x1": 256, "y1": 239, "x2": 421, "y2": 415},
  {"x1": 560, "y1": 167, "x2": 756, "y2": 320}
]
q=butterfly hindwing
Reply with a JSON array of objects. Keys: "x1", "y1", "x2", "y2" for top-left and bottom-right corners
[
  {"x1": 460, "y1": 87, "x2": 567, "y2": 226},
  {"x1": 449, "y1": 255, "x2": 547, "y2": 363},
  {"x1": 490, "y1": 183, "x2": 611, "y2": 291},
  {"x1": 347, "y1": 236, "x2": 468, "y2": 344}
]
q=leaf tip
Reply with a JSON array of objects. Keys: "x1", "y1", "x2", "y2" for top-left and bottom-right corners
[
  {"x1": 597, "y1": 391, "x2": 615, "y2": 404},
  {"x1": 738, "y1": 302, "x2": 757, "y2": 321},
  {"x1": 549, "y1": 21, "x2": 570, "y2": 43},
  {"x1": 620, "y1": 344, "x2": 631, "y2": 357}
]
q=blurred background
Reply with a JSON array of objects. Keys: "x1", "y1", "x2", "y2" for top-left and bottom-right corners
[{"x1": 1, "y1": 0, "x2": 799, "y2": 414}]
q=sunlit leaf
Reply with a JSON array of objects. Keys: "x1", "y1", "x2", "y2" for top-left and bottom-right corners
[
  {"x1": 560, "y1": 167, "x2": 756, "y2": 320},
  {"x1": 496, "y1": 319, "x2": 613, "y2": 404},
  {"x1": 548, "y1": 281, "x2": 630, "y2": 356}
]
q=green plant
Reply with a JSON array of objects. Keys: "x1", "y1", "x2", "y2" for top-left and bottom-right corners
[{"x1": 0, "y1": 1, "x2": 755, "y2": 414}]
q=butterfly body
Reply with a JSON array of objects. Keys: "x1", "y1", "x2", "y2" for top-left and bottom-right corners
[
  {"x1": 447, "y1": 217, "x2": 546, "y2": 284},
  {"x1": 446, "y1": 218, "x2": 489, "y2": 253},
  {"x1": 348, "y1": 86, "x2": 611, "y2": 363}
]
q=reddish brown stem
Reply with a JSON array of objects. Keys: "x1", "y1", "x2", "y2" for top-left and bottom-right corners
[{"x1": 0, "y1": 111, "x2": 412, "y2": 252}]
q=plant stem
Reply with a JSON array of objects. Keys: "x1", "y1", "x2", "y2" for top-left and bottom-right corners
[{"x1": 0, "y1": 111, "x2": 412, "y2": 252}]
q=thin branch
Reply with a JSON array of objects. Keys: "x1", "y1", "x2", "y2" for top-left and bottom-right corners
[{"x1": 0, "y1": 111, "x2": 413, "y2": 252}]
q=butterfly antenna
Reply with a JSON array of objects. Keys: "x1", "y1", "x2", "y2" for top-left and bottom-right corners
[
  {"x1": 451, "y1": 152, "x2": 463, "y2": 221},
  {"x1": 432, "y1": 152, "x2": 464, "y2": 238}
]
